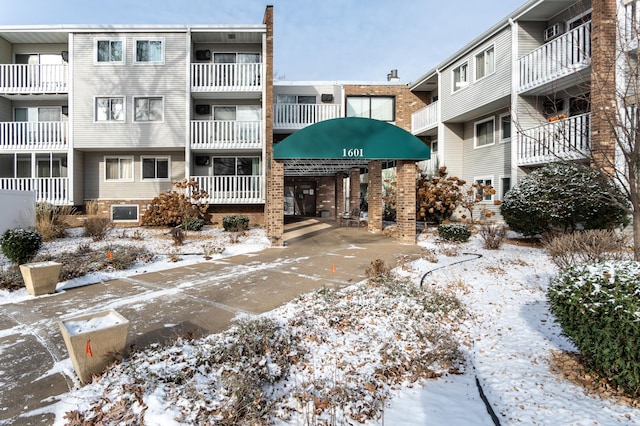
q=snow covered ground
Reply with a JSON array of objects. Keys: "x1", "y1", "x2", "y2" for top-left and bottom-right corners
[{"x1": 2, "y1": 226, "x2": 640, "y2": 425}]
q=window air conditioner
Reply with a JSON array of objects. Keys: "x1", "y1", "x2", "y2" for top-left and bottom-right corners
[
  {"x1": 195, "y1": 49, "x2": 211, "y2": 61},
  {"x1": 195, "y1": 104, "x2": 211, "y2": 115},
  {"x1": 544, "y1": 23, "x2": 562, "y2": 41},
  {"x1": 195, "y1": 156, "x2": 211, "y2": 166}
]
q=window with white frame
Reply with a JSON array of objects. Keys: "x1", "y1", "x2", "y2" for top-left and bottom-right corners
[
  {"x1": 134, "y1": 97, "x2": 163, "y2": 122},
  {"x1": 105, "y1": 156, "x2": 133, "y2": 181},
  {"x1": 96, "y1": 39, "x2": 124, "y2": 64},
  {"x1": 475, "y1": 177, "x2": 494, "y2": 201},
  {"x1": 453, "y1": 62, "x2": 468, "y2": 91},
  {"x1": 346, "y1": 96, "x2": 395, "y2": 121},
  {"x1": 475, "y1": 45, "x2": 495, "y2": 80},
  {"x1": 96, "y1": 97, "x2": 125, "y2": 122},
  {"x1": 475, "y1": 117, "x2": 495, "y2": 148},
  {"x1": 111, "y1": 205, "x2": 139, "y2": 222},
  {"x1": 141, "y1": 157, "x2": 169, "y2": 180},
  {"x1": 135, "y1": 39, "x2": 164, "y2": 63},
  {"x1": 213, "y1": 157, "x2": 260, "y2": 176},
  {"x1": 500, "y1": 114, "x2": 511, "y2": 141},
  {"x1": 500, "y1": 176, "x2": 511, "y2": 200}
]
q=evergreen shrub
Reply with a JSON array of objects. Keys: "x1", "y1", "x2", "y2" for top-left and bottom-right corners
[
  {"x1": 222, "y1": 215, "x2": 249, "y2": 232},
  {"x1": 0, "y1": 228, "x2": 42, "y2": 265},
  {"x1": 437, "y1": 224, "x2": 471, "y2": 242}
]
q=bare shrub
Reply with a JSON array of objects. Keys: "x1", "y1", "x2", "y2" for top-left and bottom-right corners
[
  {"x1": 35, "y1": 202, "x2": 74, "y2": 241},
  {"x1": 170, "y1": 227, "x2": 186, "y2": 246},
  {"x1": 544, "y1": 229, "x2": 631, "y2": 270},
  {"x1": 85, "y1": 200, "x2": 100, "y2": 216},
  {"x1": 365, "y1": 259, "x2": 392, "y2": 285},
  {"x1": 0, "y1": 266, "x2": 23, "y2": 291},
  {"x1": 83, "y1": 217, "x2": 113, "y2": 241},
  {"x1": 438, "y1": 243, "x2": 460, "y2": 257},
  {"x1": 421, "y1": 248, "x2": 439, "y2": 263},
  {"x1": 479, "y1": 224, "x2": 507, "y2": 250}
]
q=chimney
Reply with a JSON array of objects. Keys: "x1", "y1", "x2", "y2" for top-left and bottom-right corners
[{"x1": 387, "y1": 69, "x2": 400, "y2": 82}]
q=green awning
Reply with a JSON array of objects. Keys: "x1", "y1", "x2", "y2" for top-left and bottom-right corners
[{"x1": 274, "y1": 117, "x2": 430, "y2": 160}]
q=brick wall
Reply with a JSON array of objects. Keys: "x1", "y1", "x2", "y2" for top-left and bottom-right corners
[
  {"x1": 590, "y1": 0, "x2": 618, "y2": 173},
  {"x1": 396, "y1": 160, "x2": 417, "y2": 244},
  {"x1": 207, "y1": 205, "x2": 265, "y2": 228},
  {"x1": 367, "y1": 160, "x2": 383, "y2": 232}
]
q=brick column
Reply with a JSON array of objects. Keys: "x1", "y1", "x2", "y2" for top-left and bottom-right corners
[
  {"x1": 590, "y1": 0, "x2": 617, "y2": 174},
  {"x1": 335, "y1": 172, "x2": 345, "y2": 217},
  {"x1": 266, "y1": 160, "x2": 284, "y2": 245},
  {"x1": 396, "y1": 160, "x2": 416, "y2": 244},
  {"x1": 367, "y1": 160, "x2": 383, "y2": 233},
  {"x1": 349, "y1": 167, "x2": 360, "y2": 212}
]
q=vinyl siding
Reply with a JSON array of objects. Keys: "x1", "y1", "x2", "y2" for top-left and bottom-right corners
[
  {"x1": 12, "y1": 43, "x2": 68, "y2": 57},
  {"x1": 72, "y1": 32, "x2": 188, "y2": 150},
  {"x1": 441, "y1": 123, "x2": 464, "y2": 178},
  {"x1": 83, "y1": 151, "x2": 185, "y2": 200},
  {"x1": 0, "y1": 37, "x2": 11, "y2": 63},
  {"x1": 73, "y1": 150, "x2": 84, "y2": 205},
  {"x1": 0, "y1": 97, "x2": 11, "y2": 121},
  {"x1": 441, "y1": 27, "x2": 512, "y2": 122},
  {"x1": 192, "y1": 42, "x2": 262, "y2": 58}
]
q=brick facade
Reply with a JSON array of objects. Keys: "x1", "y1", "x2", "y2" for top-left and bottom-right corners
[
  {"x1": 367, "y1": 160, "x2": 383, "y2": 232},
  {"x1": 590, "y1": 0, "x2": 618, "y2": 173},
  {"x1": 396, "y1": 160, "x2": 417, "y2": 244},
  {"x1": 349, "y1": 167, "x2": 360, "y2": 212}
]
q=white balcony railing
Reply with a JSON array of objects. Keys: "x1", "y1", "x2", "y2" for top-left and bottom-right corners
[
  {"x1": 192, "y1": 175, "x2": 264, "y2": 204},
  {"x1": 0, "y1": 64, "x2": 68, "y2": 93},
  {"x1": 191, "y1": 120, "x2": 262, "y2": 150},
  {"x1": 0, "y1": 177, "x2": 70, "y2": 205},
  {"x1": 518, "y1": 21, "x2": 591, "y2": 93},
  {"x1": 518, "y1": 113, "x2": 591, "y2": 166},
  {"x1": 191, "y1": 63, "x2": 262, "y2": 92},
  {"x1": 411, "y1": 101, "x2": 439, "y2": 134},
  {"x1": 273, "y1": 103, "x2": 342, "y2": 129},
  {"x1": 0, "y1": 122, "x2": 68, "y2": 150}
]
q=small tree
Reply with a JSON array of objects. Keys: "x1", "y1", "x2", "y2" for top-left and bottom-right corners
[
  {"x1": 500, "y1": 163, "x2": 629, "y2": 236},
  {"x1": 142, "y1": 179, "x2": 209, "y2": 227}
]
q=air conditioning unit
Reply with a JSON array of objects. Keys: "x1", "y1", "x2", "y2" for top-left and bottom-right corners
[
  {"x1": 195, "y1": 156, "x2": 211, "y2": 166},
  {"x1": 195, "y1": 49, "x2": 211, "y2": 61},
  {"x1": 544, "y1": 23, "x2": 562, "y2": 41},
  {"x1": 195, "y1": 104, "x2": 211, "y2": 115},
  {"x1": 320, "y1": 93, "x2": 334, "y2": 103}
]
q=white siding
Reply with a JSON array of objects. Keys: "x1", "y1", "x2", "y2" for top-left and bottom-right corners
[
  {"x1": 83, "y1": 151, "x2": 185, "y2": 200},
  {"x1": 441, "y1": 28, "x2": 512, "y2": 122},
  {"x1": 12, "y1": 43, "x2": 68, "y2": 57},
  {"x1": 72, "y1": 32, "x2": 188, "y2": 150}
]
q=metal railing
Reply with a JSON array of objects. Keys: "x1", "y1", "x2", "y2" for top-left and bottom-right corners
[
  {"x1": 0, "y1": 177, "x2": 69, "y2": 205},
  {"x1": 0, "y1": 122, "x2": 68, "y2": 150},
  {"x1": 273, "y1": 103, "x2": 342, "y2": 129},
  {"x1": 191, "y1": 63, "x2": 262, "y2": 92},
  {"x1": 191, "y1": 175, "x2": 264, "y2": 204},
  {"x1": 518, "y1": 113, "x2": 591, "y2": 166},
  {"x1": 0, "y1": 64, "x2": 68, "y2": 93},
  {"x1": 191, "y1": 120, "x2": 262, "y2": 150},
  {"x1": 518, "y1": 21, "x2": 591, "y2": 92}
]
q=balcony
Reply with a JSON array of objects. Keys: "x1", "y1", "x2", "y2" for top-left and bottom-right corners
[
  {"x1": 0, "y1": 122, "x2": 68, "y2": 150},
  {"x1": 273, "y1": 103, "x2": 342, "y2": 130},
  {"x1": 191, "y1": 175, "x2": 264, "y2": 204},
  {"x1": 191, "y1": 63, "x2": 262, "y2": 93},
  {"x1": 518, "y1": 113, "x2": 590, "y2": 166},
  {"x1": 0, "y1": 64, "x2": 68, "y2": 94},
  {"x1": 518, "y1": 21, "x2": 591, "y2": 94},
  {"x1": 0, "y1": 177, "x2": 70, "y2": 205},
  {"x1": 191, "y1": 120, "x2": 262, "y2": 150},
  {"x1": 411, "y1": 101, "x2": 439, "y2": 135}
]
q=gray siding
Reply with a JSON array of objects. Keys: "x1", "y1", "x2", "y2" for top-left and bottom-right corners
[
  {"x1": 441, "y1": 123, "x2": 464, "y2": 178},
  {"x1": 12, "y1": 43, "x2": 68, "y2": 57},
  {"x1": 0, "y1": 37, "x2": 11, "y2": 63},
  {"x1": 0, "y1": 97, "x2": 11, "y2": 121},
  {"x1": 441, "y1": 27, "x2": 512, "y2": 122},
  {"x1": 73, "y1": 150, "x2": 84, "y2": 205},
  {"x1": 72, "y1": 32, "x2": 188, "y2": 150},
  {"x1": 462, "y1": 110, "x2": 511, "y2": 182},
  {"x1": 83, "y1": 151, "x2": 185, "y2": 200}
]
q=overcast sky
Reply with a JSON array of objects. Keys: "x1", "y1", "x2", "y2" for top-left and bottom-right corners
[{"x1": 0, "y1": 0, "x2": 524, "y2": 83}]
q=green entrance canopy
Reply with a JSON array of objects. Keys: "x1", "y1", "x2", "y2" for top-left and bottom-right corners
[{"x1": 274, "y1": 117, "x2": 431, "y2": 160}]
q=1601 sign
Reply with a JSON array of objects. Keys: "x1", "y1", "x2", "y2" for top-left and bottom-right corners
[{"x1": 342, "y1": 148, "x2": 364, "y2": 158}]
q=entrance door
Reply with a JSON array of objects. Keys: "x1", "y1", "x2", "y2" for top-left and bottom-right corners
[{"x1": 284, "y1": 182, "x2": 316, "y2": 216}]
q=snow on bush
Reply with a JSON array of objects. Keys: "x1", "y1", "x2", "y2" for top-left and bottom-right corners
[{"x1": 548, "y1": 260, "x2": 640, "y2": 397}]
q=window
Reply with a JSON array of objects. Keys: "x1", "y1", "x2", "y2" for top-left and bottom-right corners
[
  {"x1": 134, "y1": 97, "x2": 163, "y2": 122},
  {"x1": 213, "y1": 157, "x2": 260, "y2": 176},
  {"x1": 105, "y1": 156, "x2": 133, "y2": 181},
  {"x1": 475, "y1": 45, "x2": 495, "y2": 80},
  {"x1": 453, "y1": 62, "x2": 468, "y2": 91},
  {"x1": 500, "y1": 176, "x2": 511, "y2": 200},
  {"x1": 475, "y1": 177, "x2": 494, "y2": 201},
  {"x1": 96, "y1": 97, "x2": 125, "y2": 122},
  {"x1": 275, "y1": 95, "x2": 316, "y2": 104},
  {"x1": 111, "y1": 205, "x2": 139, "y2": 222},
  {"x1": 346, "y1": 96, "x2": 395, "y2": 121},
  {"x1": 135, "y1": 39, "x2": 164, "y2": 63},
  {"x1": 475, "y1": 118, "x2": 495, "y2": 148},
  {"x1": 142, "y1": 157, "x2": 169, "y2": 180},
  {"x1": 500, "y1": 114, "x2": 511, "y2": 141},
  {"x1": 96, "y1": 39, "x2": 124, "y2": 64}
]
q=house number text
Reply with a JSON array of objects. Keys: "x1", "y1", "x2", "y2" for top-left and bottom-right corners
[{"x1": 342, "y1": 148, "x2": 364, "y2": 158}]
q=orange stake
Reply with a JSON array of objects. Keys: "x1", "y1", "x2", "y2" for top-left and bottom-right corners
[
  {"x1": 331, "y1": 263, "x2": 336, "y2": 273},
  {"x1": 85, "y1": 340, "x2": 93, "y2": 357}
]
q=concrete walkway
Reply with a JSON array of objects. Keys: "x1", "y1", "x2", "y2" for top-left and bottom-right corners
[{"x1": 0, "y1": 219, "x2": 423, "y2": 425}]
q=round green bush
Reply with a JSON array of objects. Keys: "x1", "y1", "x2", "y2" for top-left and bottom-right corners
[
  {"x1": 0, "y1": 228, "x2": 42, "y2": 265},
  {"x1": 437, "y1": 224, "x2": 471, "y2": 242},
  {"x1": 180, "y1": 217, "x2": 205, "y2": 231},
  {"x1": 222, "y1": 215, "x2": 249, "y2": 232},
  {"x1": 548, "y1": 261, "x2": 640, "y2": 397},
  {"x1": 500, "y1": 163, "x2": 629, "y2": 236}
]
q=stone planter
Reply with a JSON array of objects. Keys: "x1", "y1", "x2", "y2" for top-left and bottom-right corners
[
  {"x1": 19, "y1": 261, "x2": 62, "y2": 296},
  {"x1": 58, "y1": 310, "x2": 129, "y2": 385}
]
